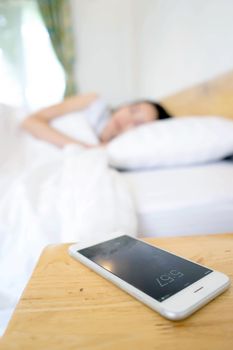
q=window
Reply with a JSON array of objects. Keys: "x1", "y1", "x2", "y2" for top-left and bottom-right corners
[{"x1": 0, "y1": 0, "x2": 65, "y2": 112}]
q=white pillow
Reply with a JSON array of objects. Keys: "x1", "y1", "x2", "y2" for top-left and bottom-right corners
[{"x1": 106, "y1": 117, "x2": 233, "y2": 169}]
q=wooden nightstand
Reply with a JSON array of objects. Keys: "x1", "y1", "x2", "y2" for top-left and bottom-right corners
[{"x1": 1, "y1": 234, "x2": 232, "y2": 350}]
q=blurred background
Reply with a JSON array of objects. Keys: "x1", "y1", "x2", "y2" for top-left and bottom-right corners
[
  {"x1": 0, "y1": 0, "x2": 233, "y2": 111},
  {"x1": 1, "y1": 1, "x2": 233, "y2": 338}
]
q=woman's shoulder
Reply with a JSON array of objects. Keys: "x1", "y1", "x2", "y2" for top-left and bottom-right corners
[{"x1": 84, "y1": 96, "x2": 110, "y2": 135}]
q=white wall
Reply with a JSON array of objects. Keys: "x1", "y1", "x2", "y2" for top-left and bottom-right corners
[
  {"x1": 135, "y1": 0, "x2": 233, "y2": 99},
  {"x1": 71, "y1": 0, "x2": 233, "y2": 104},
  {"x1": 71, "y1": 0, "x2": 136, "y2": 105}
]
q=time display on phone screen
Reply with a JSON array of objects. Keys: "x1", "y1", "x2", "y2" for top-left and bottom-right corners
[
  {"x1": 156, "y1": 270, "x2": 184, "y2": 288},
  {"x1": 79, "y1": 236, "x2": 212, "y2": 302}
]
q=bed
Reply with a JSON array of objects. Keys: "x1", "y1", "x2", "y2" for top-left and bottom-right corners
[
  {"x1": 124, "y1": 70, "x2": 233, "y2": 237},
  {"x1": 124, "y1": 161, "x2": 233, "y2": 236}
]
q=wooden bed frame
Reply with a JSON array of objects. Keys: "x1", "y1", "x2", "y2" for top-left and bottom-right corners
[{"x1": 161, "y1": 70, "x2": 233, "y2": 119}]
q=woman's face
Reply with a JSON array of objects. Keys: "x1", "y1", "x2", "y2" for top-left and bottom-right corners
[{"x1": 100, "y1": 102, "x2": 157, "y2": 142}]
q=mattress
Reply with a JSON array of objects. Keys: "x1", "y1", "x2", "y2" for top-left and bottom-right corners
[{"x1": 123, "y1": 161, "x2": 233, "y2": 237}]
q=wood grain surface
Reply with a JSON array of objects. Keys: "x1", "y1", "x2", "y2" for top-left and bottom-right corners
[
  {"x1": 161, "y1": 70, "x2": 233, "y2": 119},
  {"x1": 1, "y1": 234, "x2": 232, "y2": 350}
]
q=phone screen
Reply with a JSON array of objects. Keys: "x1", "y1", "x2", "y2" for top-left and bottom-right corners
[{"x1": 78, "y1": 235, "x2": 212, "y2": 302}]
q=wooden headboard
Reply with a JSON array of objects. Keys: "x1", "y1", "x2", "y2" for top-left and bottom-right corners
[{"x1": 161, "y1": 70, "x2": 233, "y2": 119}]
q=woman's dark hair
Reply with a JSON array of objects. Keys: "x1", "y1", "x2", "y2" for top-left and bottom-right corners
[
  {"x1": 145, "y1": 101, "x2": 173, "y2": 120},
  {"x1": 112, "y1": 100, "x2": 173, "y2": 120}
]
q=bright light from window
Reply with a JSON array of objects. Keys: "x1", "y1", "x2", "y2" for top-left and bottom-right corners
[
  {"x1": 0, "y1": 0, "x2": 65, "y2": 112},
  {"x1": 21, "y1": 2, "x2": 65, "y2": 111}
]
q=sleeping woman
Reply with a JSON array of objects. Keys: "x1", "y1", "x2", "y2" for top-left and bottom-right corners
[{"x1": 22, "y1": 93, "x2": 172, "y2": 148}]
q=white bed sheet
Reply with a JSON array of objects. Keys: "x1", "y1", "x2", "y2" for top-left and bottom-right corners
[{"x1": 123, "y1": 161, "x2": 233, "y2": 237}]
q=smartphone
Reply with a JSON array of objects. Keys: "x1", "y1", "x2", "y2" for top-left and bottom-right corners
[{"x1": 68, "y1": 235, "x2": 230, "y2": 320}]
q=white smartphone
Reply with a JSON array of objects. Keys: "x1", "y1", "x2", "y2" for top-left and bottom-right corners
[{"x1": 68, "y1": 234, "x2": 230, "y2": 320}]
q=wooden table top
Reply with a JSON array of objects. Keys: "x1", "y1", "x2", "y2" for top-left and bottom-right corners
[{"x1": 1, "y1": 234, "x2": 232, "y2": 350}]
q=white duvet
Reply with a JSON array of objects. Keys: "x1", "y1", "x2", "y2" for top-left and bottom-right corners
[{"x1": 0, "y1": 105, "x2": 137, "y2": 335}]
